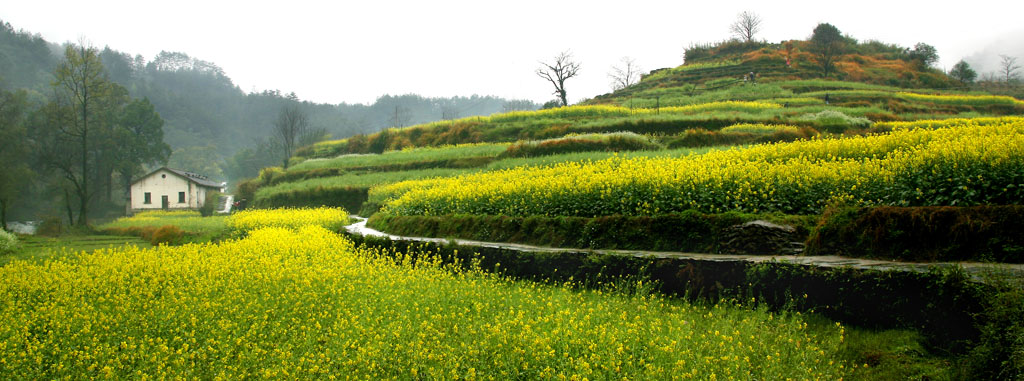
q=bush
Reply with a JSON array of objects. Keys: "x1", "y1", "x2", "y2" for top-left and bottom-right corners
[
  {"x1": 234, "y1": 178, "x2": 262, "y2": 207},
  {"x1": 0, "y1": 229, "x2": 17, "y2": 253},
  {"x1": 150, "y1": 225, "x2": 184, "y2": 246},
  {"x1": 665, "y1": 129, "x2": 752, "y2": 148},
  {"x1": 252, "y1": 186, "x2": 369, "y2": 214},
  {"x1": 36, "y1": 216, "x2": 63, "y2": 237},
  {"x1": 258, "y1": 166, "x2": 284, "y2": 184},
  {"x1": 500, "y1": 132, "x2": 662, "y2": 158},
  {"x1": 797, "y1": 110, "x2": 871, "y2": 133},
  {"x1": 199, "y1": 191, "x2": 222, "y2": 217},
  {"x1": 805, "y1": 205, "x2": 1024, "y2": 262},
  {"x1": 967, "y1": 284, "x2": 1024, "y2": 380}
]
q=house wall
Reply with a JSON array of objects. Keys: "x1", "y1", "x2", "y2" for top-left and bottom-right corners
[{"x1": 130, "y1": 169, "x2": 212, "y2": 211}]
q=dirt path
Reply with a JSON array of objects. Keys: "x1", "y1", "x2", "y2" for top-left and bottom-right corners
[{"x1": 344, "y1": 217, "x2": 1024, "y2": 280}]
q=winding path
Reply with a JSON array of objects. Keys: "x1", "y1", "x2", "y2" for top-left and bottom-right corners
[{"x1": 344, "y1": 217, "x2": 1024, "y2": 280}]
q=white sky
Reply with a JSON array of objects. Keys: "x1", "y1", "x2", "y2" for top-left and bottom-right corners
[{"x1": 4, "y1": 0, "x2": 1023, "y2": 105}]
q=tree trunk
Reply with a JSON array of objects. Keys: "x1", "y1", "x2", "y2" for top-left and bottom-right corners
[
  {"x1": 79, "y1": 46, "x2": 90, "y2": 227},
  {"x1": 0, "y1": 198, "x2": 7, "y2": 232},
  {"x1": 64, "y1": 188, "x2": 75, "y2": 229},
  {"x1": 104, "y1": 168, "x2": 113, "y2": 203}
]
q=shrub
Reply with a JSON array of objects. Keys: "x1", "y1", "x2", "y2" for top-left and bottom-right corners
[
  {"x1": 234, "y1": 178, "x2": 262, "y2": 208},
  {"x1": 665, "y1": 129, "x2": 752, "y2": 148},
  {"x1": 805, "y1": 205, "x2": 1024, "y2": 262},
  {"x1": 252, "y1": 186, "x2": 369, "y2": 214},
  {"x1": 0, "y1": 229, "x2": 17, "y2": 253},
  {"x1": 967, "y1": 284, "x2": 1024, "y2": 380},
  {"x1": 501, "y1": 132, "x2": 662, "y2": 158},
  {"x1": 150, "y1": 225, "x2": 184, "y2": 246},
  {"x1": 796, "y1": 110, "x2": 871, "y2": 133},
  {"x1": 199, "y1": 191, "x2": 222, "y2": 217},
  {"x1": 258, "y1": 166, "x2": 284, "y2": 184},
  {"x1": 36, "y1": 216, "x2": 63, "y2": 237},
  {"x1": 720, "y1": 123, "x2": 801, "y2": 135}
]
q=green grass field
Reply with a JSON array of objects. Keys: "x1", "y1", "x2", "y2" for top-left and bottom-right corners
[
  {"x1": 290, "y1": 143, "x2": 510, "y2": 171},
  {"x1": 1, "y1": 234, "x2": 152, "y2": 266}
]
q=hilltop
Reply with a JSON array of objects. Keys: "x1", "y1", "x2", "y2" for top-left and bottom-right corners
[
  {"x1": 283, "y1": 42, "x2": 1018, "y2": 162},
  {"x1": 242, "y1": 30, "x2": 1024, "y2": 216}
]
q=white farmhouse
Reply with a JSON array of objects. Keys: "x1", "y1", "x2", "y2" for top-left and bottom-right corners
[{"x1": 129, "y1": 167, "x2": 224, "y2": 213}]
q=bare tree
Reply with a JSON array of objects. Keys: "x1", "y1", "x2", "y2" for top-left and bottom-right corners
[
  {"x1": 609, "y1": 56, "x2": 641, "y2": 91},
  {"x1": 388, "y1": 105, "x2": 411, "y2": 127},
  {"x1": 730, "y1": 11, "x2": 763, "y2": 42},
  {"x1": 441, "y1": 106, "x2": 459, "y2": 120},
  {"x1": 1000, "y1": 55, "x2": 1021, "y2": 82},
  {"x1": 536, "y1": 51, "x2": 581, "y2": 107},
  {"x1": 273, "y1": 104, "x2": 308, "y2": 169}
]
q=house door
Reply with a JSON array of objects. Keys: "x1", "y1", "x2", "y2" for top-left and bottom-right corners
[{"x1": 161, "y1": 195, "x2": 169, "y2": 210}]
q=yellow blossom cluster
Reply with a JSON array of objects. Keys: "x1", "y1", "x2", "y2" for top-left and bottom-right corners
[
  {"x1": 227, "y1": 207, "x2": 349, "y2": 232},
  {"x1": 895, "y1": 92, "x2": 1024, "y2": 106},
  {"x1": 720, "y1": 123, "x2": 803, "y2": 135}
]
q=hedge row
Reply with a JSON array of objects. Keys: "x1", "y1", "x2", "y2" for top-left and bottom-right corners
[
  {"x1": 664, "y1": 127, "x2": 817, "y2": 148},
  {"x1": 369, "y1": 205, "x2": 1024, "y2": 263},
  {"x1": 806, "y1": 205, "x2": 1024, "y2": 263},
  {"x1": 367, "y1": 211, "x2": 815, "y2": 253},
  {"x1": 275, "y1": 156, "x2": 496, "y2": 186},
  {"x1": 251, "y1": 186, "x2": 368, "y2": 214}
]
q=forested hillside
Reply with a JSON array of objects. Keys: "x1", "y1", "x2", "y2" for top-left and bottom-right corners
[{"x1": 0, "y1": 20, "x2": 537, "y2": 182}]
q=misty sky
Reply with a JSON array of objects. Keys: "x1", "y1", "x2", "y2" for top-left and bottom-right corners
[{"x1": 4, "y1": 0, "x2": 1023, "y2": 105}]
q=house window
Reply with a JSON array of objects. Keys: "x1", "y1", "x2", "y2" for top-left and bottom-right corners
[
  {"x1": 144, "y1": 192, "x2": 152, "y2": 204},
  {"x1": 178, "y1": 192, "x2": 185, "y2": 203}
]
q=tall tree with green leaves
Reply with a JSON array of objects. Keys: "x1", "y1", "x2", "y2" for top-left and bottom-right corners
[
  {"x1": 0, "y1": 87, "x2": 32, "y2": 230},
  {"x1": 112, "y1": 97, "x2": 171, "y2": 196},
  {"x1": 42, "y1": 43, "x2": 125, "y2": 226},
  {"x1": 907, "y1": 43, "x2": 939, "y2": 69},
  {"x1": 949, "y1": 60, "x2": 977, "y2": 84},
  {"x1": 810, "y1": 23, "x2": 844, "y2": 78}
]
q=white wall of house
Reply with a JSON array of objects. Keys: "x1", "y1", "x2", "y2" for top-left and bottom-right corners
[{"x1": 130, "y1": 169, "x2": 212, "y2": 211}]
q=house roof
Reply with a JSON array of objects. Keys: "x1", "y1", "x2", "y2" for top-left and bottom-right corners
[{"x1": 132, "y1": 167, "x2": 223, "y2": 189}]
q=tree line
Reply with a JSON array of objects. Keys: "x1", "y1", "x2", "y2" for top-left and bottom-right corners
[{"x1": 1, "y1": 43, "x2": 168, "y2": 228}]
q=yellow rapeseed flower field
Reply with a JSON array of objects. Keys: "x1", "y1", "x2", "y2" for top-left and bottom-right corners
[
  {"x1": 0, "y1": 212, "x2": 849, "y2": 379},
  {"x1": 895, "y1": 92, "x2": 1024, "y2": 106},
  {"x1": 377, "y1": 117, "x2": 1024, "y2": 216},
  {"x1": 720, "y1": 123, "x2": 802, "y2": 135},
  {"x1": 227, "y1": 207, "x2": 350, "y2": 232}
]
